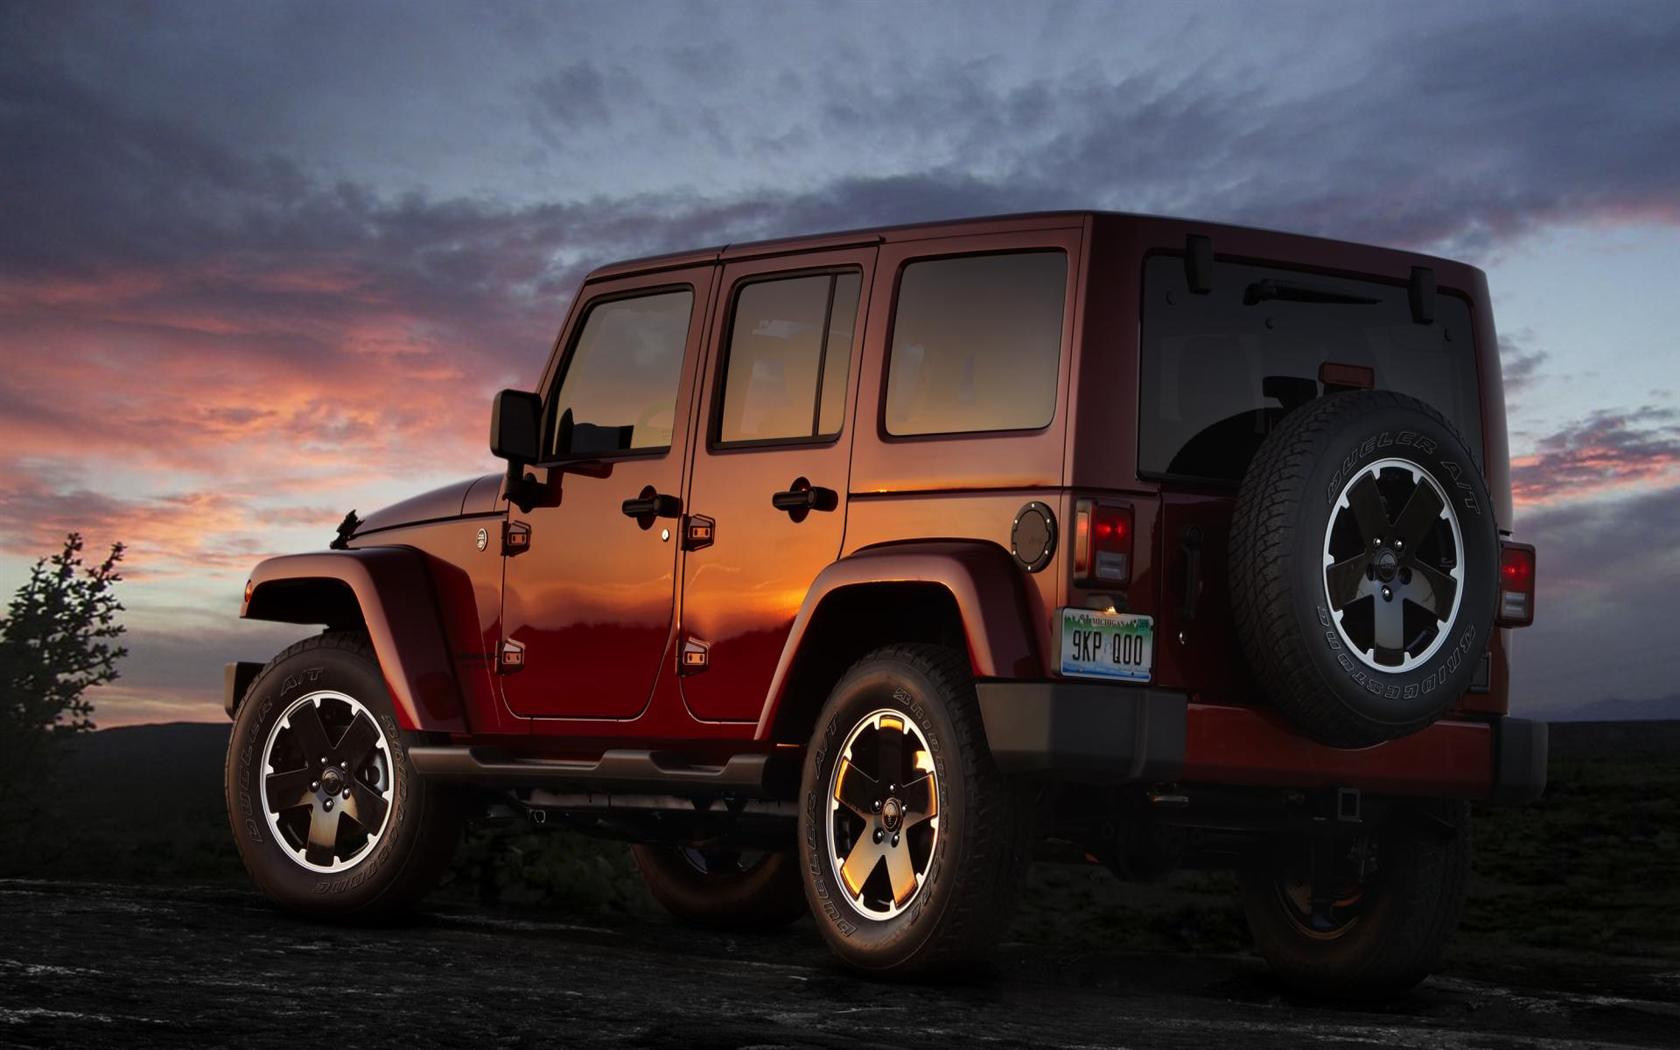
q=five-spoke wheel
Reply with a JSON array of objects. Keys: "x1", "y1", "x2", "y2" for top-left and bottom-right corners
[
  {"x1": 827, "y1": 709, "x2": 940, "y2": 918},
  {"x1": 1323, "y1": 457, "x2": 1465, "y2": 671},
  {"x1": 227, "y1": 631, "x2": 461, "y2": 918},
  {"x1": 800, "y1": 644, "x2": 1029, "y2": 975},
  {"x1": 261, "y1": 690, "x2": 394, "y2": 872}
]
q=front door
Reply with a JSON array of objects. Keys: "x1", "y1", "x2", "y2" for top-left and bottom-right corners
[
  {"x1": 499, "y1": 267, "x2": 715, "y2": 720},
  {"x1": 678, "y1": 249, "x2": 874, "y2": 722}
]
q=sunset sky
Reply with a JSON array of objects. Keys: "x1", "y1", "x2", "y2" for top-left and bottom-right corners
[{"x1": 4, "y1": 2, "x2": 1678, "y2": 726}]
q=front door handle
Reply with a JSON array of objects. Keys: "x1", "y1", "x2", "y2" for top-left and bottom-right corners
[
  {"x1": 622, "y1": 486, "x2": 681, "y2": 525},
  {"x1": 771, "y1": 477, "x2": 838, "y2": 516}
]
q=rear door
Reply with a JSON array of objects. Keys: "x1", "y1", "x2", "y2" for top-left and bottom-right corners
[
  {"x1": 677, "y1": 248, "x2": 874, "y2": 722},
  {"x1": 1135, "y1": 251, "x2": 1483, "y2": 700}
]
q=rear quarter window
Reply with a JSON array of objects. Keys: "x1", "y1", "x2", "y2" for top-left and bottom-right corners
[
  {"x1": 884, "y1": 250, "x2": 1066, "y2": 436},
  {"x1": 1138, "y1": 254, "x2": 1482, "y2": 483}
]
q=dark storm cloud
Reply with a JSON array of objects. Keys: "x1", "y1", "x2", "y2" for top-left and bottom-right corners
[
  {"x1": 783, "y1": 6, "x2": 1680, "y2": 254},
  {"x1": 12, "y1": 3, "x2": 1680, "y2": 311},
  {"x1": 1511, "y1": 407, "x2": 1680, "y2": 504}
]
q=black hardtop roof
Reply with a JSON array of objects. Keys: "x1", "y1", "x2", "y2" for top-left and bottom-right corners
[{"x1": 583, "y1": 210, "x2": 1480, "y2": 285}]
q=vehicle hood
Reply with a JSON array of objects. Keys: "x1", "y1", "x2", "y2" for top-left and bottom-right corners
[{"x1": 353, "y1": 476, "x2": 489, "y2": 537}]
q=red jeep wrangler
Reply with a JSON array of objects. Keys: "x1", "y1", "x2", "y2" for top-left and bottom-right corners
[{"x1": 224, "y1": 212, "x2": 1544, "y2": 994}]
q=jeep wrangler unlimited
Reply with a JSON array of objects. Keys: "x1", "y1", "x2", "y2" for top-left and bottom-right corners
[{"x1": 225, "y1": 212, "x2": 1544, "y2": 994}]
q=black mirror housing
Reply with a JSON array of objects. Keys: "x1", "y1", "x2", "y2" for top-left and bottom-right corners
[{"x1": 490, "y1": 389, "x2": 541, "y2": 465}]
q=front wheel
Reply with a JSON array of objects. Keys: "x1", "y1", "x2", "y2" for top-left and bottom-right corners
[
  {"x1": 225, "y1": 631, "x2": 463, "y2": 918},
  {"x1": 798, "y1": 644, "x2": 1031, "y2": 976},
  {"x1": 1239, "y1": 801, "x2": 1471, "y2": 998}
]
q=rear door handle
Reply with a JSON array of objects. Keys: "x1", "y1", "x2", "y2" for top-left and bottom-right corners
[{"x1": 771, "y1": 477, "x2": 838, "y2": 515}]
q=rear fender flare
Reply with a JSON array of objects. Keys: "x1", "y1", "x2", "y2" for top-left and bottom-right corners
[
  {"x1": 755, "y1": 541, "x2": 1042, "y2": 740},
  {"x1": 241, "y1": 549, "x2": 466, "y2": 733}
]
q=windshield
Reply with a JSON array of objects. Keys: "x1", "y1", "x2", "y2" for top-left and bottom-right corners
[{"x1": 1138, "y1": 254, "x2": 1483, "y2": 483}]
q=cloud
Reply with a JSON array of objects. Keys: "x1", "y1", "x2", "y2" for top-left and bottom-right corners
[
  {"x1": 5, "y1": 3, "x2": 1680, "y2": 724},
  {"x1": 1498, "y1": 335, "x2": 1548, "y2": 402},
  {"x1": 1509, "y1": 482, "x2": 1680, "y2": 714},
  {"x1": 1511, "y1": 408, "x2": 1680, "y2": 506}
]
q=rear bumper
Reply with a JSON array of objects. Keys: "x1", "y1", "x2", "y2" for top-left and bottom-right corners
[{"x1": 975, "y1": 681, "x2": 1547, "y2": 804}]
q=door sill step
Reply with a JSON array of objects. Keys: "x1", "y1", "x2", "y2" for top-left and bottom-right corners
[{"x1": 408, "y1": 745, "x2": 782, "y2": 795}]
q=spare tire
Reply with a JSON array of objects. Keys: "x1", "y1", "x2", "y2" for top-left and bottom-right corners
[{"x1": 1230, "y1": 390, "x2": 1498, "y2": 747}]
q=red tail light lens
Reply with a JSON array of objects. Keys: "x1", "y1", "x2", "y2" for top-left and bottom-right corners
[
  {"x1": 1074, "y1": 499, "x2": 1133, "y2": 585},
  {"x1": 1497, "y1": 542, "x2": 1536, "y2": 627}
]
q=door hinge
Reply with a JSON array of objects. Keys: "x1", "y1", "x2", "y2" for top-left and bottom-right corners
[
  {"x1": 683, "y1": 514, "x2": 715, "y2": 551},
  {"x1": 679, "y1": 638, "x2": 709, "y2": 675},
  {"x1": 503, "y1": 520, "x2": 531, "y2": 556},
  {"x1": 497, "y1": 639, "x2": 526, "y2": 674}
]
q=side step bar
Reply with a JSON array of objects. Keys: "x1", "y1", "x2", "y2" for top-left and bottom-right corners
[{"x1": 408, "y1": 746, "x2": 782, "y2": 795}]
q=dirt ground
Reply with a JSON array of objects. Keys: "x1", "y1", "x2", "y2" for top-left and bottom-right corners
[{"x1": 3, "y1": 879, "x2": 1675, "y2": 1050}]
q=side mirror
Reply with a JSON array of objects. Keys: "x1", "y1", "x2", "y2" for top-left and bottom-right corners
[
  {"x1": 490, "y1": 390, "x2": 542, "y2": 511},
  {"x1": 490, "y1": 389, "x2": 541, "y2": 465}
]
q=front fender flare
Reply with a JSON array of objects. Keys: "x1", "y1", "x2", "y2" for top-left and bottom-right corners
[
  {"x1": 242, "y1": 548, "x2": 466, "y2": 733},
  {"x1": 756, "y1": 541, "x2": 1042, "y2": 739}
]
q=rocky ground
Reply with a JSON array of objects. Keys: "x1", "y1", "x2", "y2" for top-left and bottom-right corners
[{"x1": 3, "y1": 879, "x2": 1677, "y2": 1050}]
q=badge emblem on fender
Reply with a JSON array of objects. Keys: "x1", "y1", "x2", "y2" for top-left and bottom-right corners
[{"x1": 475, "y1": 527, "x2": 489, "y2": 552}]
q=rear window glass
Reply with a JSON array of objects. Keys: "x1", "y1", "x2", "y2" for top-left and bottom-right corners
[
  {"x1": 885, "y1": 251, "x2": 1066, "y2": 436},
  {"x1": 1138, "y1": 255, "x2": 1482, "y2": 482}
]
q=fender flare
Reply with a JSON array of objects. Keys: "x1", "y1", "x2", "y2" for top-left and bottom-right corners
[
  {"x1": 242, "y1": 548, "x2": 466, "y2": 733},
  {"x1": 755, "y1": 540, "x2": 1042, "y2": 739}
]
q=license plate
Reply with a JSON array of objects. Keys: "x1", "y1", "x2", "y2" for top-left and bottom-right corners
[{"x1": 1059, "y1": 608, "x2": 1154, "y2": 682}]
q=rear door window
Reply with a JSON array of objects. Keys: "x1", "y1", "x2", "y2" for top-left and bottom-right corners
[
  {"x1": 716, "y1": 272, "x2": 861, "y2": 445},
  {"x1": 884, "y1": 251, "x2": 1066, "y2": 436},
  {"x1": 1138, "y1": 255, "x2": 1482, "y2": 482}
]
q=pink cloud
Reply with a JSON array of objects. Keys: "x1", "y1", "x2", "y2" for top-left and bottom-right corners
[{"x1": 1511, "y1": 408, "x2": 1680, "y2": 506}]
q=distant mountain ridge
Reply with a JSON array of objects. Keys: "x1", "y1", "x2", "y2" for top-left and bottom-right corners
[{"x1": 1549, "y1": 693, "x2": 1680, "y2": 723}]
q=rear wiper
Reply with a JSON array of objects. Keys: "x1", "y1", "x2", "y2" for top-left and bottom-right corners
[{"x1": 1243, "y1": 279, "x2": 1380, "y2": 306}]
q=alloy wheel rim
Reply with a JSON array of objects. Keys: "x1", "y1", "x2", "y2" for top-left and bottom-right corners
[
  {"x1": 1321, "y1": 457, "x2": 1465, "y2": 673},
  {"x1": 260, "y1": 690, "x2": 394, "y2": 873},
  {"x1": 678, "y1": 847, "x2": 766, "y2": 877},
  {"x1": 825, "y1": 708, "x2": 940, "y2": 920}
]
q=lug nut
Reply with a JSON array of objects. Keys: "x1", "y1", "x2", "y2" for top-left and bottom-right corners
[
  {"x1": 1394, "y1": 538, "x2": 1405, "y2": 552},
  {"x1": 342, "y1": 789, "x2": 351, "y2": 800},
  {"x1": 310, "y1": 781, "x2": 320, "y2": 792},
  {"x1": 872, "y1": 800, "x2": 882, "y2": 813},
  {"x1": 891, "y1": 834, "x2": 900, "y2": 847},
  {"x1": 323, "y1": 799, "x2": 333, "y2": 811},
  {"x1": 1382, "y1": 586, "x2": 1393, "y2": 601},
  {"x1": 873, "y1": 828, "x2": 884, "y2": 844}
]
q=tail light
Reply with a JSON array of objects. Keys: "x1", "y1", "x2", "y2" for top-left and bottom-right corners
[
  {"x1": 1073, "y1": 499, "x2": 1134, "y2": 585},
  {"x1": 1497, "y1": 541, "x2": 1536, "y2": 627}
]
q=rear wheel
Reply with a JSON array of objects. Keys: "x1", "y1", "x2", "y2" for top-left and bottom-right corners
[
  {"x1": 225, "y1": 631, "x2": 462, "y2": 918},
  {"x1": 630, "y1": 844, "x2": 807, "y2": 929},
  {"x1": 1239, "y1": 802, "x2": 1471, "y2": 998},
  {"x1": 798, "y1": 644, "x2": 1031, "y2": 976},
  {"x1": 1230, "y1": 390, "x2": 1499, "y2": 747}
]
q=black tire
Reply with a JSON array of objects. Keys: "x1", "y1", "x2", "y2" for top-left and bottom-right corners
[
  {"x1": 1240, "y1": 802, "x2": 1471, "y2": 998},
  {"x1": 797, "y1": 644, "x2": 1032, "y2": 977},
  {"x1": 225, "y1": 631, "x2": 462, "y2": 919},
  {"x1": 630, "y1": 844, "x2": 807, "y2": 929},
  {"x1": 1230, "y1": 390, "x2": 1499, "y2": 747}
]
